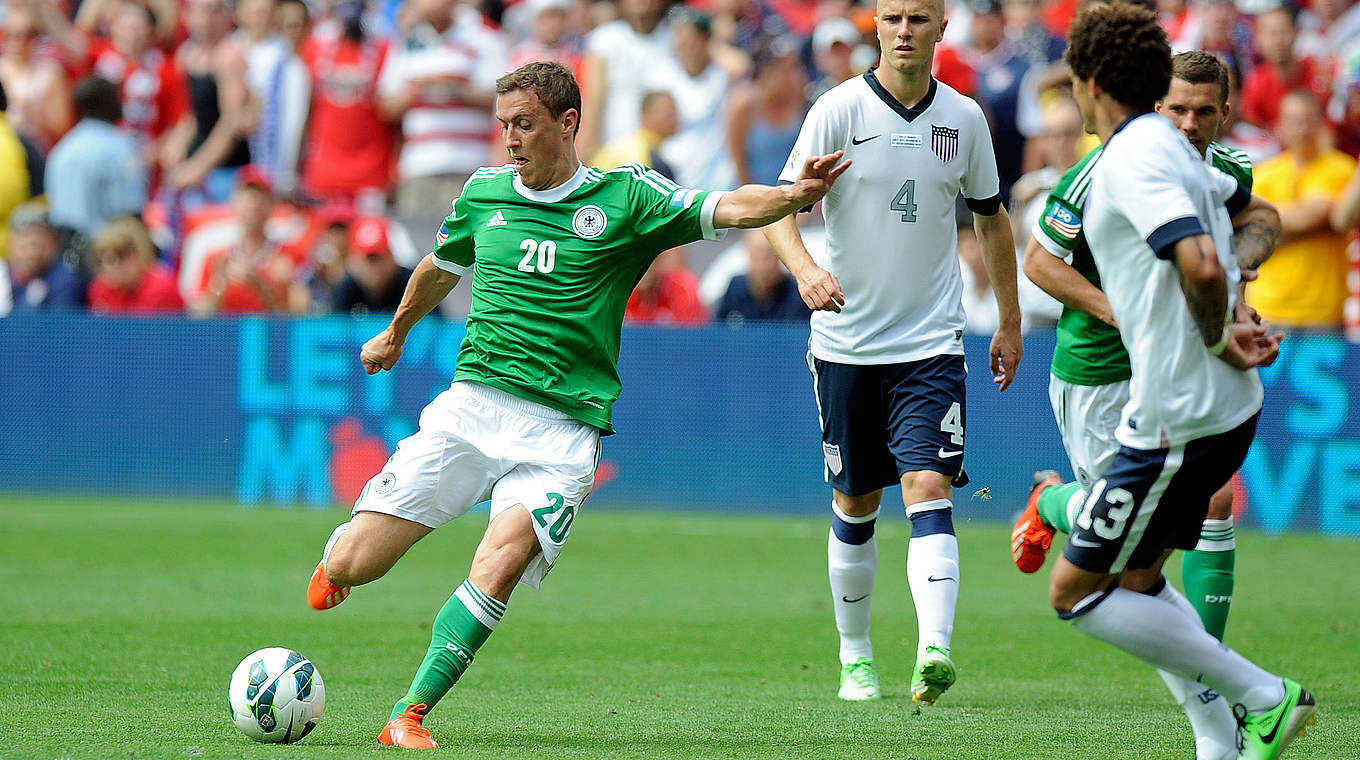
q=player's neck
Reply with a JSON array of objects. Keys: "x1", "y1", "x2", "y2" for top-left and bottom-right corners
[
  {"x1": 524, "y1": 152, "x2": 582, "y2": 191},
  {"x1": 875, "y1": 64, "x2": 933, "y2": 111},
  {"x1": 1094, "y1": 98, "x2": 1144, "y2": 144}
]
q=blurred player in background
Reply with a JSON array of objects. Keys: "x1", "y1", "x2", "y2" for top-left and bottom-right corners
[
  {"x1": 304, "y1": 61, "x2": 850, "y2": 750},
  {"x1": 763, "y1": 0, "x2": 1021, "y2": 705},
  {"x1": 1051, "y1": 5, "x2": 1314, "y2": 759},
  {"x1": 1016, "y1": 49, "x2": 1274, "y2": 760}
]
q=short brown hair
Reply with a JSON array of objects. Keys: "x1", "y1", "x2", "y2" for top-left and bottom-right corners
[
  {"x1": 1065, "y1": 1, "x2": 1171, "y2": 113},
  {"x1": 1171, "y1": 51, "x2": 1229, "y2": 106},
  {"x1": 495, "y1": 61, "x2": 582, "y2": 132}
]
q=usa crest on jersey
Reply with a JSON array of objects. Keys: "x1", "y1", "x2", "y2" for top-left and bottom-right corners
[{"x1": 931, "y1": 125, "x2": 959, "y2": 162}]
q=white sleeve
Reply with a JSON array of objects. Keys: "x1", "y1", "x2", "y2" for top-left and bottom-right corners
[
  {"x1": 377, "y1": 46, "x2": 404, "y2": 98},
  {"x1": 1112, "y1": 143, "x2": 1205, "y2": 260},
  {"x1": 1206, "y1": 164, "x2": 1251, "y2": 215},
  {"x1": 961, "y1": 104, "x2": 1001, "y2": 207},
  {"x1": 776, "y1": 95, "x2": 846, "y2": 185}
]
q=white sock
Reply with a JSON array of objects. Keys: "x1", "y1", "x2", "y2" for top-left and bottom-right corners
[
  {"x1": 1148, "y1": 580, "x2": 1238, "y2": 760},
  {"x1": 322, "y1": 521, "x2": 350, "y2": 574},
  {"x1": 905, "y1": 501, "x2": 958, "y2": 658},
  {"x1": 1069, "y1": 587, "x2": 1285, "y2": 712},
  {"x1": 829, "y1": 501, "x2": 878, "y2": 664}
]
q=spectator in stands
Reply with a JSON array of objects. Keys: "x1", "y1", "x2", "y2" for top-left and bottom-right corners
[
  {"x1": 163, "y1": 0, "x2": 252, "y2": 200},
  {"x1": 709, "y1": 0, "x2": 789, "y2": 55},
  {"x1": 1248, "y1": 90, "x2": 1355, "y2": 328},
  {"x1": 508, "y1": 0, "x2": 584, "y2": 77},
  {"x1": 87, "y1": 215, "x2": 183, "y2": 313},
  {"x1": 714, "y1": 229, "x2": 807, "y2": 324},
  {"x1": 40, "y1": 0, "x2": 192, "y2": 172},
  {"x1": 1002, "y1": 0, "x2": 1064, "y2": 67},
  {"x1": 1219, "y1": 54, "x2": 1280, "y2": 163},
  {"x1": 75, "y1": 0, "x2": 179, "y2": 46},
  {"x1": 378, "y1": 0, "x2": 508, "y2": 237},
  {"x1": 807, "y1": 15, "x2": 862, "y2": 101},
  {"x1": 331, "y1": 216, "x2": 413, "y2": 315},
  {"x1": 300, "y1": 0, "x2": 396, "y2": 205},
  {"x1": 1009, "y1": 97, "x2": 1079, "y2": 329},
  {"x1": 47, "y1": 78, "x2": 149, "y2": 240},
  {"x1": 653, "y1": 8, "x2": 741, "y2": 190},
  {"x1": 3, "y1": 202, "x2": 86, "y2": 312},
  {"x1": 592, "y1": 90, "x2": 680, "y2": 177},
  {"x1": 625, "y1": 248, "x2": 708, "y2": 324},
  {"x1": 288, "y1": 202, "x2": 353, "y2": 313},
  {"x1": 0, "y1": 80, "x2": 42, "y2": 258},
  {"x1": 0, "y1": 3, "x2": 74, "y2": 153},
  {"x1": 191, "y1": 166, "x2": 293, "y2": 315},
  {"x1": 1241, "y1": 4, "x2": 1331, "y2": 130},
  {"x1": 243, "y1": 0, "x2": 311, "y2": 197},
  {"x1": 1171, "y1": 0, "x2": 1252, "y2": 77},
  {"x1": 964, "y1": 0, "x2": 1029, "y2": 203},
  {"x1": 727, "y1": 35, "x2": 806, "y2": 186},
  {"x1": 579, "y1": 0, "x2": 673, "y2": 160}
]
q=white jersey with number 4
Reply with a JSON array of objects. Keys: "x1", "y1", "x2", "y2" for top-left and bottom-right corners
[
  {"x1": 1083, "y1": 112, "x2": 1263, "y2": 450},
  {"x1": 779, "y1": 72, "x2": 1001, "y2": 365}
]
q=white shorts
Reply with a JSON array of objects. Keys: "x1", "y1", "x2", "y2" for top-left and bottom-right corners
[
  {"x1": 353, "y1": 381, "x2": 601, "y2": 589},
  {"x1": 1048, "y1": 376, "x2": 1129, "y2": 494}
]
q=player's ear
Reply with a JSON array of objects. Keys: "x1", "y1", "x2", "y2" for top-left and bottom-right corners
[
  {"x1": 562, "y1": 107, "x2": 580, "y2": 138},
  {"x1": 938, "y1": 17, "x2": 947, "y2": 40}
]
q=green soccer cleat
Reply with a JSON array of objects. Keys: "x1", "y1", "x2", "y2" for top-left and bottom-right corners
[
  {"x1": 911, "y1": 645, "x2": 956, "y2": 705},
  {"x1": 1236, "y1": 679, "x2": 1317, "y2": 760},
  {"x1": 837, "y1": 658, "x2": 881, "y2": 701}
]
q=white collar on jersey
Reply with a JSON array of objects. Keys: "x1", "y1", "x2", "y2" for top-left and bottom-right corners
[{"x1": 512, "y1": 162, "x2": 589, "y2": 203}]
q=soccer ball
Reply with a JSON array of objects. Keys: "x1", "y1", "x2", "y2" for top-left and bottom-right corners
[{"x1": 227, "y1": 647, "x2": 325, "y2": 743}]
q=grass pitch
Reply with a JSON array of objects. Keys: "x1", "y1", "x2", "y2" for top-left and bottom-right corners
[{"x1": 1, "y1": 496, "x2": 1355, "y2": 759}]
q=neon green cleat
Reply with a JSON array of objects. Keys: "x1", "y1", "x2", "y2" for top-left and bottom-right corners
[
  {"x1": 1236, "y1": 679, "x2": 1317, "y2": 760},
  {"x1": 911, "y1": 645, "x2": 956, "y2": 705},
  {"x1": 837, "y1": 658, "x2": 881, "y2": 701}
]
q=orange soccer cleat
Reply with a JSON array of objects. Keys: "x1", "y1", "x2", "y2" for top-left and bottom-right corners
[
  {"x1": 1011, "y1": 470, "x2": 1063, "y2": 574},
  {"x1": 306, "y1": 561, "x2": 351, "y2": 610},
  {"x1": 378, "y1": 703, "x2": 439, "y2": 750}
]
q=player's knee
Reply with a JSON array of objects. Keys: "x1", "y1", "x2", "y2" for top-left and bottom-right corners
[
  {"x1": 900, "y1": 470, "x2": 951, "y2": 506},
  {"x1": 1048, "y1": 581, "x2": 1080, "y2": 615},
  {"x1": 833, "y1": 490, "x2": 882, "y2": 518}
]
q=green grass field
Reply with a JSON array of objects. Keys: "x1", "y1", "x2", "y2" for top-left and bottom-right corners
[{"x1": 2, "y1": 496, "x2": 1355, "y2": 759}]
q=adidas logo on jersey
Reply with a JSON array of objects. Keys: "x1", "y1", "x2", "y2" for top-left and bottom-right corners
[{"x1": 486, "y1": 211, "x2": 507, "y2": 227}]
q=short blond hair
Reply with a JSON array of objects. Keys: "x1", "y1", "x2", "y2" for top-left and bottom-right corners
[{"x1": 92, "y1": 216, "x2": 158, "y2": 264}]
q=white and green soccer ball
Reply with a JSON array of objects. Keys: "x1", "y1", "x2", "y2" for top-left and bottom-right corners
[{"x1": 228, "y1": 647, "x2": 325, "y2": 743}]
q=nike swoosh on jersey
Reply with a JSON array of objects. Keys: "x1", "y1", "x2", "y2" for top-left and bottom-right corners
[
  {"x1": 1070, "y1": 535, "x2": 1101, "y2": 548},
  {"x1": 851, "y1": 134, "x2": 880, "y2": 145},
  {"x1": 938, "y1": 448, "x2": 963, "y2": 458},
  {"x1": 841, "y1": 594, "x2": 870, "y2": 603}
]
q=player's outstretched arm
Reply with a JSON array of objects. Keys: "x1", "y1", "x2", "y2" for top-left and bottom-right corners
[
  {"x1": 764, "y1": 215, "x2": 844, "y2": 313},
  {"x1": 713, "y1": 151, "x2": 850, "y2": 229},
  {"x1": 974, "y1": 206, "x2": 1023, "y2": 391},
  {"x1": 1022, "y1": 236, "x2": 1115, "y2": 327},
  {"x1": 360, "y1": 254, "x2": 461, "y2": 375}
]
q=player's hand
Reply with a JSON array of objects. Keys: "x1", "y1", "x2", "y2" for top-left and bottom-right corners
[
  {"x1": 787, "y1": 151, "x2": 852, "y2": 207},
  {"x1": 1233, "y1": 297, "x2": 1261, "y2": 326},
  {"x1": 1216, "y1": 321, "x2": 1283, "y2": 370},
  {"x1": 794, "y1": 264, "x2": 845, "y2": 312},
  {"x1": 990, "y1": 322, "x2": 1023, "y2": 391},
  {"x1": 361, "y1": 328, "x2": 404, "y2": 375}
]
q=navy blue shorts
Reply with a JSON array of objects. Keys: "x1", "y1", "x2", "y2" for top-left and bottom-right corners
[
  {"x1": 1062, "y1": 413, "x2": 1259, "y2": 575},
  {"x1": 808, "y1": 352, "x2": 967, "y2": 497}
]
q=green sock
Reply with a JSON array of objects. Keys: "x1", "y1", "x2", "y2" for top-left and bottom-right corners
[
  {"x1": 1036, "y1": 481, "x2": 1083, "y2": 534},
  {"x1": 1180, "y1": 518, "x2": 1235, "y2": 640},
  {"x1": 390, "y1": 579, "x2": 505, "y2": 720}
]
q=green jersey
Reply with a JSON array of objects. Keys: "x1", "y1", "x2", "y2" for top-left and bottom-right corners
[
  {"x1": 432, "y1": 162, "x2": 725, "y2": 433},
  {"x1": 1033, "y1": 141, "x2": 1253, "y2": 386}
]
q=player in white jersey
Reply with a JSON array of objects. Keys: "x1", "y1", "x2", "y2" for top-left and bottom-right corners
[
  {"x1": 1055, "y1": 6, "x2": 1315, "y2": 759},
  {"x1": 764, "y1": 0, "x2": 1022, "y2": 705}
]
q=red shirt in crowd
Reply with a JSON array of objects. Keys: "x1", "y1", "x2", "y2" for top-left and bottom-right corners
[
  {"x1": 88, "y1": 265, "x2": 185, "y2": 313},
  {"x1": 625, "y1": 268, "x2": 709, "y2": 324},
  {"x1": 84, "y1": 37, "x2": 190, "y2": 144},
  {"x1": 301, "y1": 34, "x2": 397, "y2": 200},
  {"x1": 1241, "y1": 57, "x2": 1331, "y2": 129}
]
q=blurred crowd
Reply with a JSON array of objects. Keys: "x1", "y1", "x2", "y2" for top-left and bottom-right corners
[{"x1": 0, "y1": 0, "x2": 1358, "y2": 335}]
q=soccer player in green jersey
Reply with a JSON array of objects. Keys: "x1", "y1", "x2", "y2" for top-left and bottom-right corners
[
  {"x1": 303, "y1": 61, "x2": 850, "y2": 749},
  {"x1": 1012, "y1": 50, "x2": 1282, "y2": 760}
]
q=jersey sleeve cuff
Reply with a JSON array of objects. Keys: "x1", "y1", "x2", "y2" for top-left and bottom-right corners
[
  {"x1": 965, "y1": 194, "x2": 1002, "y2": 216},
  {"x1": 1146, "y1": 216, "x2": 1205, "y2": 260},
  {"x1": 1031, "y1": 225, "x2": 1071, "y2": 258},
  {"x1": 1225, "y1": 181, "x2": 1251, "y2": 217},
  {"x1": 700, "y1": 190, "x2": 729, "y2": 241},
  {"x1": 431, "y1": 254, "x2": 472, "y2": 276}
]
